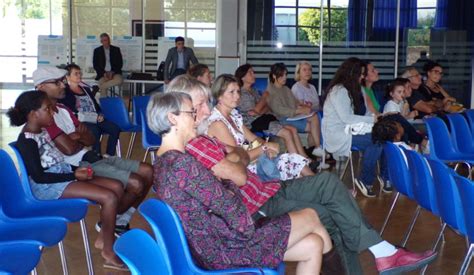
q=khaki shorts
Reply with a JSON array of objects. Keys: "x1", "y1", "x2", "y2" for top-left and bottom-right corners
[{"x1": 80, "y1": 157, "x2": 140, "y2": 186}]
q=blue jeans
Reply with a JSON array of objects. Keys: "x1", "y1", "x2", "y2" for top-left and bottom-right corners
[
  {"x1": 85, "y1": 119, "x2": 121, "y2": 156},
  {"x1": 352, "y1": 134, "x2": 388, "y2": 187}
]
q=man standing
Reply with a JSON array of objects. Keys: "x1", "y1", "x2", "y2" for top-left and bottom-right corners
[
  {"x1": 164, "y1": 36, "x2": 198, "y2": 84},
  {"x1": 93, "y1": 33, "x2": 123, "y2": 97}
]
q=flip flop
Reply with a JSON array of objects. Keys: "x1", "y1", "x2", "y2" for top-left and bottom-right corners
[{"x1": 103, "y1": 262, "x2": 129, "y2": 271}]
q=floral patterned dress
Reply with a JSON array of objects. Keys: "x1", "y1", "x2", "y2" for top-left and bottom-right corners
[
  {"x1": 208, "y1": 108, "x2": 309, "y2": 180},
  {"x1": 154, "y1": 150, "x2": 291, "y2": 270}
]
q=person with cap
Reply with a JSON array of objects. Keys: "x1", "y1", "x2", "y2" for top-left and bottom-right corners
[
  {"x1": 164, "y1": 36, "x2": 199, "y2": 84},
  {"x1": 32, "y1": 65, "x2": 153, "y2": 237},
  {"x1": 93, "y1": 33, "x2": 123, "y2": 97}
]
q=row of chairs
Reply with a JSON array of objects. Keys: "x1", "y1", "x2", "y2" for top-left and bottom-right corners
[
  {"x1": 99, "y1": 96, "x2": 161, "y2": 162},
  {"x1": 0, "y1": 148, "x2": 94, "y2": 274},
  {"x1": 382, "y1": 142, "x2": 474, "y2": 274},
  {"x1": 114, "y1": 199, "x2": 286, "y2": 275},
  {"x1": 424, "y1": 112, "x2": 474, "y2": 176}
]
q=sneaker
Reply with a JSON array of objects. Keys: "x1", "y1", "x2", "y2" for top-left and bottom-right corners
[
  {"x1": 354, "y1": 178, "x2": 376, "y2": 198},
  {"x1": 95, "y1": 222, "x2": 130, "y2": 238},
  {"x1": 377, "y1": 175, "x2": 393, "y2": 193},
  {"x1": 312, "y1": 146, "x2": 326, "y2": 157},
  {"x1": 376, "y1": 248, "x2": 437, "y2": 275}
]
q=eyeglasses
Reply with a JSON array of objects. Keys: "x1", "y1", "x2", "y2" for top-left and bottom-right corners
[
  {"x1": 42, "y1": 77, "x2": 67, "y2": 86},
  {"x1": 180, "y1": 109, "x2": 197, "y2": 120}
]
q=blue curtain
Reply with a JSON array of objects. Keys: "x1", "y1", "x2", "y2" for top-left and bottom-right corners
[
  {"x1": 372, "y1": 0, "x2": 417, "y2": 41},
  {"x1": 347, "y1": 0, "x2": 368, "y2": 41},
  {"x1": 434, "y1": 0, "x2": 447, "y2": 28}
]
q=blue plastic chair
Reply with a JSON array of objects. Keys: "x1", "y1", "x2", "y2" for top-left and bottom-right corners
[
  {"x1": 100, "y1": 97, "x2": 141, "y2": 159},
  {"x1": 428, "y1": 158, "x2": 467, "y2": 236},
  {"x1": 0, "y1": 241, "x2": 42, "y2": 274},
  {"x1": 114, "y1": 229, "x2": 171, "y2": 275},
  {"x1": 453, "y1": 175, "x2": 474, "y2": 274},
  {"x1": 6, "y1": 145, "x2": 94, "y2": 274},
  {"x1": 404, "y1": 150, "x2": 442, "y2": 258},
  {"x1": 446, "y1": 113, "x2": 474, "y2": 154},
  {"x1": 140, "y1": 111, "x2": 161, "y2": 162},
  {"x1": 464, "y1": 109, "x2": 474, "y2": 135},
  {"x1": 139, "y1": 199, "x2": 285, "y2": 275},
  {"x1": 424, "y1": 117, "x2": 474, "y2": 171},
  {"x1": 132, "y1": 95, "x2": 151, "y2": 127},
  {"x1": 253, "y1": 78, "x2": 268, "y2": 95},
  {"x1": 380, "y1": 143, "x2": 415, "y2": 239}
]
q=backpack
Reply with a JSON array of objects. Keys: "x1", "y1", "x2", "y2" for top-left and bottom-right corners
[{"x1": 157, "y1": 61, "x2": 165, "y2": 80}]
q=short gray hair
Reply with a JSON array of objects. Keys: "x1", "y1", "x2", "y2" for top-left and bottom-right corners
[
  {"x1": 166, "y1": 74, "x2": 211, "y2": 101},
  {"x1": 400, "y1": 66, "x2": 417, "y2": 79},
  {"x1": 147, "y1": 92, "x2": 192, "y2": 136}
]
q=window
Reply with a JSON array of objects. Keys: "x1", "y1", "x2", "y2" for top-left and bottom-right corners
[
  {"x1": 273, "y1": 0, "x2": 348, "y2": 44},
  {"x1": 163, "y1": 0, "x2": 216, "y2": 47}
]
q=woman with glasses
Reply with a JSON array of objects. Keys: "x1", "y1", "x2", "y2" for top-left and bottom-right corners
[
  {"x1": 422, "y1": 61, "x2": 455, "y2": 102},
  {"x1": 59, "y1": 64, "x2": 121, "y2": 157}
]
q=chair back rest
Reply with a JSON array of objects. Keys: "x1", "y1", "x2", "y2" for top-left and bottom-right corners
[
  {"x1": 140, "y1": 111, "x2": 162, "y2": 149},
  {"x1": 464, "y1": 109, "x2": 474, "y2": 136},
  {"x1": 384, "y1": 143, "x2": 414, "y2": 198},
  {"x1": 427, "y1": 158, "x2": 466, "y2": 234},
  {"x1": 453, "y1": 175, "x2": 474, "y2": 241},
  {"x1": 139, "y1": 199, "x2": 196, "y2": 274},
  {"x1": 446, "y1": 113, "x2": 474, "y2": 153},
  {"x1": 253, "y1": 78, "x2": 268, "y2": 95},
  {"x1": 0, "y1": 149, "x2": 28, "y2": 210},
  {"x1": 8, "y1": 142, "x2": 34, "y2": 197},
  {"x1": 404, "y1": 149, "x2": 439, "y2": 215},
  {"x1": 99, "y1": 97, "x2": 133, "y2": 130},
  {"x1": 114, "y1": 229, "x2": 171, "y2": 275},
  {"x1": 424, "y1": 117, "x2": 457, "y2": 159},
  {"x1": 132, "y1": 96, "x2": 151, "y2": 126}
]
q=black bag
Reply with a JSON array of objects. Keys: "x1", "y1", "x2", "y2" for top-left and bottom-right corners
[
  {"x1": 157, "y1": 61, "x2": 165, "y2": 80},
  {"x1": 128, "y1": 72, "x2": 154, "y2": 80},
  {"x1": 250, "y1": 114, "x2": 278, "y2": 132}
]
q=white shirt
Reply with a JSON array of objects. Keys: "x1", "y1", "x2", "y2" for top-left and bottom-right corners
[
  {"x1": 383, "y1": 100, "x2": 404, "y2": 114},
  {"x1": 291, "y1": 82, "x2": 320, "y2": 111}
]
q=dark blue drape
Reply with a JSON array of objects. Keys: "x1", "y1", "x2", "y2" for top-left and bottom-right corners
[
  {"x1": 372, "y1": 0, "x2": 417, "y2": 41},
  {"x1": 434, "y1": 0, "x2": 447, "y2": 28},
  {"x1": 347, "y1": 0, "x2": 368, "y2": 41}
]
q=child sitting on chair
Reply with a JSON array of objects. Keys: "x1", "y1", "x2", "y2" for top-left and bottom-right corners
[{"x1": 372, "y1": 117, "x2": 412, "y2": 151}]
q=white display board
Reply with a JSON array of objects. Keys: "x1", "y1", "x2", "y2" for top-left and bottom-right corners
[
  {"x1": 75, "y1": 36, "x2": 142, "y2": 79},
  {"x1": 37, "y1": 35, "x2": 68, "y2": 67}
]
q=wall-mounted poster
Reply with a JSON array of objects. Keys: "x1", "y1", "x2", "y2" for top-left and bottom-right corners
[{"x1": 37, "y1": 35, "x2": 68, "y2": 67}]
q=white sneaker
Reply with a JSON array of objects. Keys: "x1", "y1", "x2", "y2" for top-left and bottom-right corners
[
  {"x1": 318, "y1": 162, "x2": 330, "y2": 170},
  {"x1": 422, "y1": 140, "x2": 430, "y2": 155},
  {"x1": 354, "y1": 178, "x2": 376, "y2": 198},
  {"x1": 312, "y1": 146, "x2": 325, "y2": 157}
]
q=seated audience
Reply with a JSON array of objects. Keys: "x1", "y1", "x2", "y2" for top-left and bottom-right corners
[
  {"x1": 149, "y1": 91, "x2": 332, "y2": 274},
  {"x1": 164, "y1": 74, "x2": 438, "y2": 275},
  {"x1": 266, "y1": 63, "x2": 325, "y2": 158},
  {"x1": 207, "y1": 74, "x2": 315, "y2": 181},
  {"x1": 323, "y1": 57, "x2": 389, "y2": 197},
  {"x1": 235, "y1": 64, "x2": 316, "y2": 163},
  {"x1": 60, "y1": 64, "x2": 120, "y2": 157},
  {"x1": 32, "y1": 66, "x2": 153, "y2": 235},
  {"x1": 8, "y1": 91, "x2": 127, "y2": 271},
  {"x1": 361, "y1": 60, "x2": 382, "y2": 115}
]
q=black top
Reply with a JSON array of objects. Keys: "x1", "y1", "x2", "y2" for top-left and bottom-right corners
[
  {"x1": 419, "y1": 84, "x2": 445, "y2": 101},
  {"x1": 59, "y1": 84, "x2": 101, "y2": 115},
  {"x1": 406, "y1": 89, "x2": 429, "y2": 119},
  {"x1": 92, "y1": 45, "x2": 123, "y2": 80},
  {"x1": 16, "y1": 133, "x2": 75, "y2": 184}
]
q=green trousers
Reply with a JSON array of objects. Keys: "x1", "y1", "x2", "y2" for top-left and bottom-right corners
[{"x1": 257, "y1": 172, "x2": 383, "y2": 275}]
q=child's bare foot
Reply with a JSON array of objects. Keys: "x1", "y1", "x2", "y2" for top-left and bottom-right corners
[
  {"x1": 102, "y1": 251, "x2": 128, "y2": 271},
  {"x1": 94, "y1": 233, "x2": 104, "y2": 250}
]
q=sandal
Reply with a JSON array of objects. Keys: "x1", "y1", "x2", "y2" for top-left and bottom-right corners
[{"x1": 103, "y1": 262, "x2": 129, "y2": 271}]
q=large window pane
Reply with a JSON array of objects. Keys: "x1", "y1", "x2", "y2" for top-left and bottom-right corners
[
  {"x1": 187, "y1": 9, "x2": 215, "y2": 23},
  {"x1": 275, "y1": 0, "x2": 296, "y2": 6},
  {"x1": 299, "y1": 0, "x2": 320, "y2": 8},
  {"x1": 275, "y1": 26, "x2": 296, "y2": 43},
  {"x1": 275, "y1": 8, "x2": 296, "y2": 25}
]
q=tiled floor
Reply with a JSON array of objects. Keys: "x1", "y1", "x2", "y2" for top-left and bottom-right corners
[{"x1": 0, "y1": 90, "x2": 471, "y2": 274}]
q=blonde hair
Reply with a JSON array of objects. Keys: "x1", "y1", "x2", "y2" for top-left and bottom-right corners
[
  {"x1": 294, "y1": 61, "x2": 312, "y2": 82},
  {"x1": 165, "y1": 74, "x2": 211, "y2": 101}
]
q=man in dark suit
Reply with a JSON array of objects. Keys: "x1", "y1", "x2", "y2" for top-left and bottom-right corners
[
  {"x1": 164, "y1": 36, "x2": 199, "y2": 84},
  {"x1": 93, "y1": 33, "x2": 123, "y2": 97}
]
